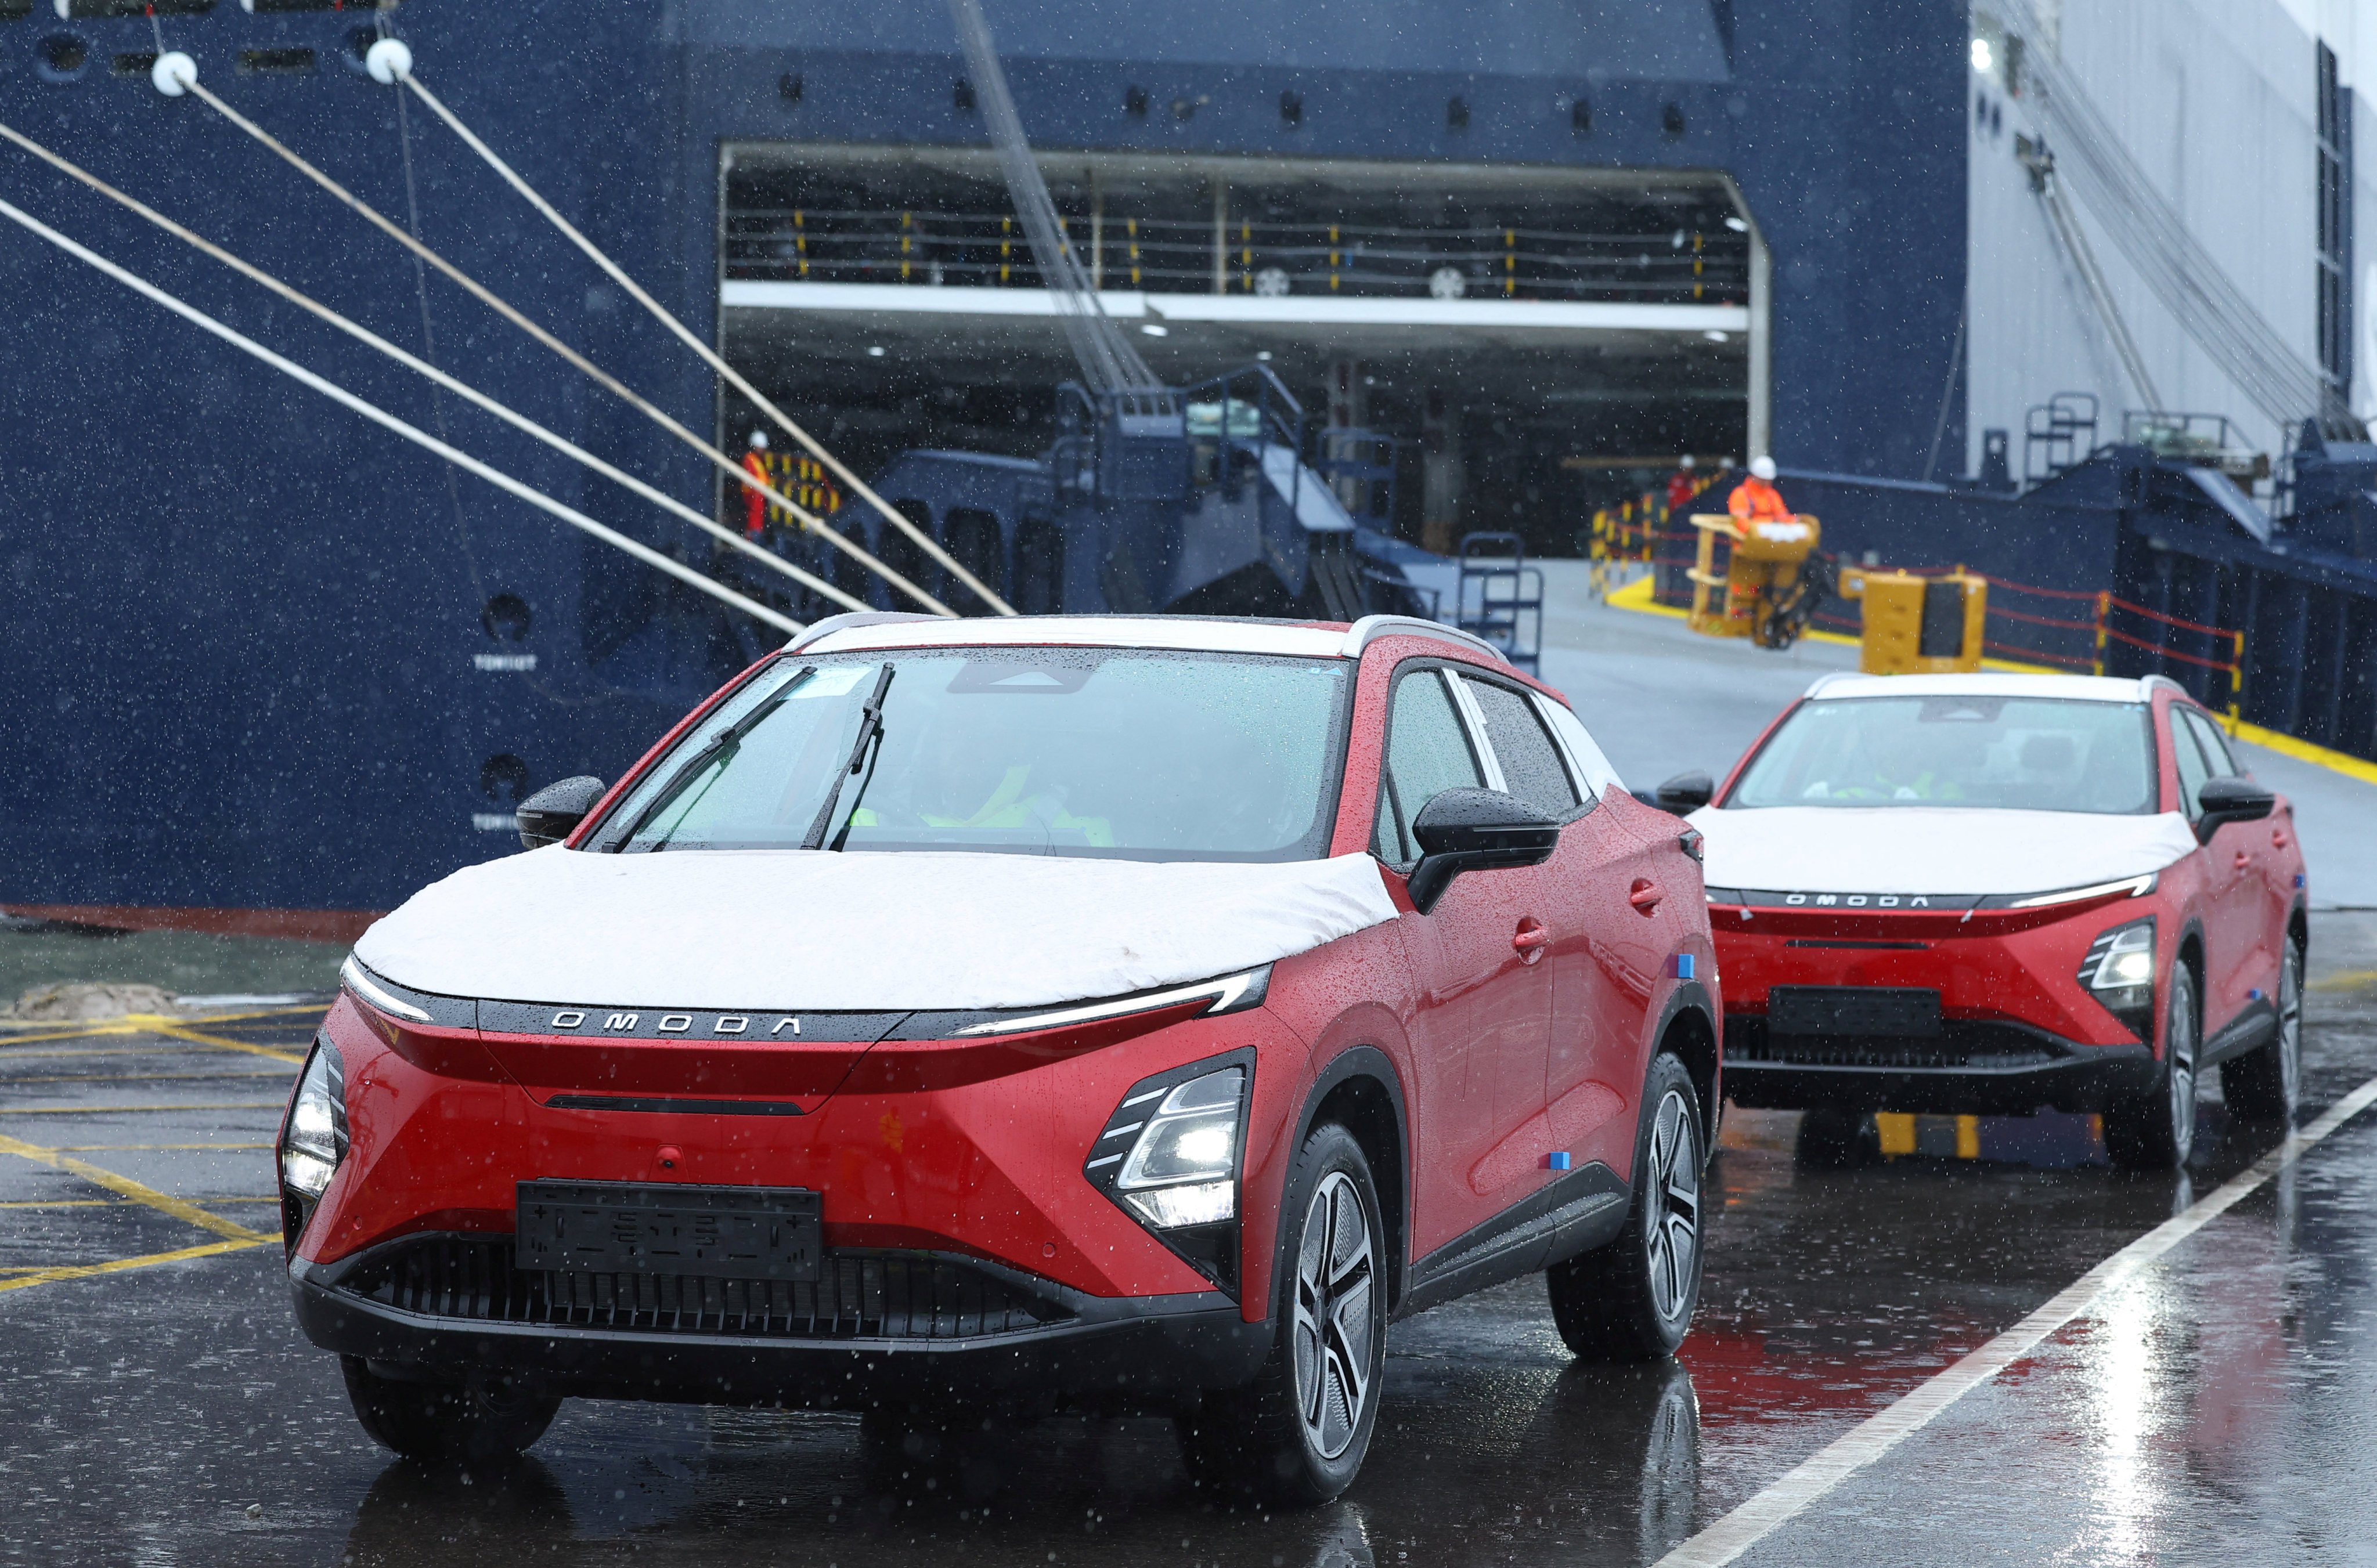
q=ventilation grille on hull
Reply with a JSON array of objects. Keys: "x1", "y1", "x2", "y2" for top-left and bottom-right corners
[{"x1": 337, "y1": 1235, "x2": 1072, "y2": 1341}]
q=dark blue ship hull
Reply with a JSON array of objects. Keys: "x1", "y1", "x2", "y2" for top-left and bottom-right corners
[{"x1": 0, "y1": 0, "x2": 1971, "y2": 928}]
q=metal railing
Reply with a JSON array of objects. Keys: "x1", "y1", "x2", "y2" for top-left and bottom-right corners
[{"x1": 724, "y1": 207, "x2": 1748, "y2": 304}]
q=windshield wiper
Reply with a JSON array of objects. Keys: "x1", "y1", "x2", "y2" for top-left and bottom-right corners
[
  {"x1": 622, "y1": 666, "x2": 814, "y2": 848},
  {"x1": 802, "y1": 664, "x2": 895, "y2": 851}
]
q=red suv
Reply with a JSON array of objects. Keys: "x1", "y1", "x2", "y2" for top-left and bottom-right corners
[
  {"x1": 282, "y1": 613, "x2": 1717, "y2": 1502},
  {"x1": 1658, "y1": 673, "x2": 2305, "y2": 1169}
]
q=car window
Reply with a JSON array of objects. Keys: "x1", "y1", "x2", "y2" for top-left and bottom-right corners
[
  {"x1": 1373, "y1": 670, "x2": 1485, "y2": 865},
  {"x1": 1727, "y1": 695, "x2": 2156, "y2": 814},
  {"x1": 594, "y1": 649, "x2": 1350, "y2": 861},
  {"x1": 1532, "y1": 692, "x2": 1619, "y2": 800},
  {"x1": 2180, "y1": 709, "x2": 2240, "y2": 777},
  {"x1": 1462, "y1": 675, "x2": 1581, "y2": 819},
  {"x1": 2170, "y1": 708, "x2": 2214, "y2": 820}
]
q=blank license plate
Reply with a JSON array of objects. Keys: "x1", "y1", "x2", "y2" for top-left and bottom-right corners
[
  {"x1": 1767, "y1": 986, "x2": 1941, "y2": 1038},
  {"x1": 515, "y1": 1181, "x2": 821, "y2": 1282}
]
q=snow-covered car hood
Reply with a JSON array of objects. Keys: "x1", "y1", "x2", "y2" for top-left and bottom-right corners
[
  {"x1": 351, "y1": 846, "x2": 1400, "y2": 1012},
  {"x1": 1684, "y1": 806, "x2": 2199, "y2": 898}
]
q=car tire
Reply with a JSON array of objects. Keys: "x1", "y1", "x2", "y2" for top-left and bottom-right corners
[
  {"x1": 2221, "y1": 931, "x2": 2303, "y2": 1123},
  {"x1": 1176, "y1": 1122, "x2": 1386, "y2": 1506},
  {"x1": 1546, "y1": 1054, "x2": 1705, "y2": 1361},
  {"x1": 340, "y1": 1356, "x2": 561, "y2": 1465},
  {"x1": 2105, "y1": 962, "x2": 2200, "y2": 1170}
]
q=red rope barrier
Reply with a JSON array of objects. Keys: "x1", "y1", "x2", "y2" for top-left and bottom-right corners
[
  {"x1": 2100, "y1": 624, "x2": 2237, "y2": 670},
  {"x1": 2105, "y1": 597, "x2": 2234, "y2": 639},
  {"x1": 1987, "y1": 605, "x2": 2098, "y2": 634},
  {"x1": 1983, "y1": 641, "x2": 2096, "y2": 669}
]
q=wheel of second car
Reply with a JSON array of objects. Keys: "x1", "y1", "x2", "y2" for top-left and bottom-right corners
[
  {"x1": 340, "y1": 1356, "x2": 561, "y2": 1465},
  {"x1": 1546, "y1": 1053, "x2": 1705, "y2": 1361},
  {"x1": 1177, "y1": 1122, "x2": 1385, "y2": 1505},
  {"x1": 2221, "y1": 930, "x2": 2303, "y2": 1123},
  {"x1": 2105, "y1": 962, "x2": 2200, "y2": 1170}
]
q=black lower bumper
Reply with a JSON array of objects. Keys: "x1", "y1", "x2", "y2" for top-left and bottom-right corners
[
  {"x1": 293, "y1": 1234, "x2": 1271, "y2": 1412},
  {"x1": 1722, "y1": 1016, "x2": 2157, "y2": 1115}
]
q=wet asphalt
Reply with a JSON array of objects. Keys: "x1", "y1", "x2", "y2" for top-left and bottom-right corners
[{"x1": 2, "y1": 916, "x2": 2374, "y2": 1567}]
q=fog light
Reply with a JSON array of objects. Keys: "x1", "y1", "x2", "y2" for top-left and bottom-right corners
[
  {"x1": 1126, "y1": 1179, "x2": 1236, "y2": 1229},
  {"x1": 278, "y1": 1038, "x2": 349, "y2": 1251}
]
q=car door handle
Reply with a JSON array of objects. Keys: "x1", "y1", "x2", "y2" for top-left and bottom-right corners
[
  {"x1": 1629, "y1": 879, "x2": 1663, "y2": 915},
  {"x1": 1513, "y1": 918, "x2": 1551, "y2": 963},
  {"x1": 2273, "y1": 828, "x2": 2291, "y2": 849},
  {"x1": 2233, "y1": 851, "x2": 2252, "y2": 870}
]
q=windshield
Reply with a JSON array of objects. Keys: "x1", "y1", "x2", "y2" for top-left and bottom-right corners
[
  {"x1": 1726, "y1": 695, "x2": 2157, "y2": 814},
  {"x1": 591, "y1": 648, "x2": 1350, "y2": 860}
]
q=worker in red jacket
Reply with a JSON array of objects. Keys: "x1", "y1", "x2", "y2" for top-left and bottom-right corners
[
  {"x1": 741, "y1": 431, "x2": 773, "y2": 539},
  {"x1": 1665, "y1": 453, "x2": 1698, "y2": 514},
  {"x1": 1728, "y1": 455, "x2": 1794, "y2": 524}
]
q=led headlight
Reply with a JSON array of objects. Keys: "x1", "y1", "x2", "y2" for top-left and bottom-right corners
[
  {"x1": 1084, "y1": 1052, "x2": 1253, "y2": 1295},
  {"x1": 2078, "y1": 917, "x2": 2157, "y2": 1035},
  {"x1": 278, "y1": 1037, "x2": 349, "y2": 1249}
]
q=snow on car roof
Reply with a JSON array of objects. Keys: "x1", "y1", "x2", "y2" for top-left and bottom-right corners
[
  {"x1": 1802, "y1": 671, "x2": 2173, "y2": 704},
  {"x1": 792, "y1": 613, "x2": 1507, "y2": 663}
]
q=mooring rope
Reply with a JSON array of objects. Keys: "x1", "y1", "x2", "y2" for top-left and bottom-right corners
[
  {"x1": 0, "y1": 192, "x2": 804, "y2": 637},
  {"x1": 160, "y1": 59, "x2": 955, "y2": 618},
  {"x1": 0, "y1": 118, "x2": 867, "y2": 617},
  {"x1": 387, "y1": 52, "x2": 1019, "y2": 617}
]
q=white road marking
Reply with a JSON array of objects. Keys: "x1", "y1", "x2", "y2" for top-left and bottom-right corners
[{"x1": 1657, "y1": 1074, "x2": 2377, "y2": 1568}]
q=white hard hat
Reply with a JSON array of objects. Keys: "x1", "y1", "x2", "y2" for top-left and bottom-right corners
[
  {"x1": 1749, "y1": 455, "x2": 1777, "y2": 481},
  {"x1": 1679, "y1": 453, "x2": 1696, "y2": 469},
  {"x1": 748, "y1": 430, "x2": 769, "y2": 450}
]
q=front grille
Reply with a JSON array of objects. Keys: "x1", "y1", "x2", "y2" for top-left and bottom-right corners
[
  {"x1": 335, "y1": 1234, "x2": 1073, "y2": 1341},
  {"x1": 1725, "y1": 1017, "x2": 2067, "y2": 1072}
]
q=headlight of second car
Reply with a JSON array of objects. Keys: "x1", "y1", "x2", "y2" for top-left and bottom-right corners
[
  {"x1": 278, "y1": 1036, "x2": 349, "y2": 1252},
  {"x1": 2078, "y1": 917, "x2": 2157, "y2": 1036}
]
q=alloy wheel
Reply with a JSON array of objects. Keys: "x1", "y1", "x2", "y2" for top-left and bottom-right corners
[
  {"x1": 1291, "y1": 1169, "x2": 1377, "y2": 1462},
  {"x1": 1643, "y1": 1088, "x2": 1703, "y2": 1324},
  {"x1": 2167, "y1": 981, "x2": 2199, "y2": 1165},
  {"x1": 2277, "y1": 938, "x2": 2303, "y2": 1115}
]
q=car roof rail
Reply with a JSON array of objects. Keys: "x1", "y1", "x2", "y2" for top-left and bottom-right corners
[
  {"x1": 1341, "y1": 614, "x2": 1510, "y2": 664},
  {"x1": 2141, "y1": 674, "x2": 2190, "y2": 699},
  {"x1": 783, "y1": 610, "x2": 943, "y2": 652}
]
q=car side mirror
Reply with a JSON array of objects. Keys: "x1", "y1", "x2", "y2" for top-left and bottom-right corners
[
  {"x1": 2195, "y1": 776, "x2": 2274, "y2": 842},
  {"x1": 517, "y1": 776, "x2": 607, "y2": 850},
  {"x1": 1653, "y1": 771, "x2": 1715, "y2": 814},
  {"x1": 1407, "y1": 787, "x2": 1559, "y2": 914}
]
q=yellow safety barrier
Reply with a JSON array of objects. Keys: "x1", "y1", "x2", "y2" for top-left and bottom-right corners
[{"x1": 1841, "y1": 565, "x2": 1988, "y2": 674}]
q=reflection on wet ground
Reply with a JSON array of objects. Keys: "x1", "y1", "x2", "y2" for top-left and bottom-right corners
[{"x1": 2, "y1": 917, "x2": 2374, "y2": 1566}]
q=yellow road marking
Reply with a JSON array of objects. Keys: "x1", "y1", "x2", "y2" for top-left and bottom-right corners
[
  {"x1": 0, "y1": 1237, "x2": 271, "y2": 1294},
  {"x1": 147, "y1": 1022, "x2": 307, "y2": 1065},
  {"x1": 2313, "y1": 968, "x2": 2377, "y2": 993},
  {"x1": 2232, "y1": 720, "x2": 2377, "y2": 787},
  {"x1": 0, "y1": 1133, "x2": 272, "y2": 1242},
  {"x1": 0, "y1": 1103, "x2": 287, "y2": 1115},
  {"x1": 0, "y1": 1195, "x2": 277, "y2": 1209},
  {"x1": 0, "y1": 1006, "x2": 320, "y2": 1050},
  {"x1": 0, "y1": 1070, "x2": 293, "y2": 1085},
  {"x1": 54, "y1": 1143, "x2": 275, "y2": 1152}
]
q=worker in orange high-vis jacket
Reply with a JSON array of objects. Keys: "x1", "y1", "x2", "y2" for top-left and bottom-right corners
[
  {"x1": 740, "y1": 430, "x2": 773, "y2": 539},
  {"x1": 1728, "y1": 454, "x2": 1793, "y2": 525}
]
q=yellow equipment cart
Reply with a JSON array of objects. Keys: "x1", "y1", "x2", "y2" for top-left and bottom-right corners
[{"x1": 1686, "y1": 512, "x2": 1821, "y2": 642}]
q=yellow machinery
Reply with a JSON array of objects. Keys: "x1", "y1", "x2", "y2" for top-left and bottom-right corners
[
  {"x1": 1841, "y1": 566, "x2": 1989, "y2": 674},
  {"x1": 1686, "y1": 512, "x2": 1821, "y2": 642}
]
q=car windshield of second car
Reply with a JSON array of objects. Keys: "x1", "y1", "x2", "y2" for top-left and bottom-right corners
[
  {"x1": 596, "y1": 649, "x2": 1347, "y2": 860},
  {"x1": 1727, "y1": 695, "x2": 2156, "y2": 812}
]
